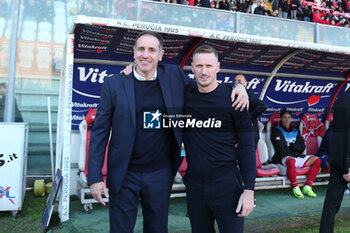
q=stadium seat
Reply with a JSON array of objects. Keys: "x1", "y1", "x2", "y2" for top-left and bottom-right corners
[
  {"x1": 256, "y1": 121, "x2": 280, "y2": 176},
  {"x1": 256, "y1": 140, "x2": 280, "y2": 177},
  {"x1": 53, "y1": 31, "x2": 67, "y2": 43},
  {"x1": 178, "y1": 156, "x2": 188, "y2": 178},
  {"x1": 266, "y1": 111, "x2": 280, "y2": 161},
  {"x1": 299, "y1": 113, "x2": 325, "y2": 156},
  {"x1": 54, "y1": 1, "x2": 66, "y2": 10},
  {"x1": 78, "y1": 109, "x2": 108, "y2": 185},
  {"x1": 0, "y1": 17, "x2": 6, "y2": 37},
  {"x1": 325, "y1": 112, "x2": 333, "y2": 130},
  {"x1": 36, "y1": 45, "x2": 52, "y2": 70},
  {"x1": 18, "y1": 43, "x2": 34, "y2": 69},
  {"x1": 38, "y1": 31, "x2": 52, "y2": 42},
  {"x1": 38, "y1": 21, "x2": 52, "y2": 33},
  {"x1": 266, "y1": 112, "x2": 311, "y2": 175}
]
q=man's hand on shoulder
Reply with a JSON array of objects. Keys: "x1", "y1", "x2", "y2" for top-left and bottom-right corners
[
  {"x1": 90, "y1": 181, "x2": 109, "y2": 206},
  {"x1": 120, "y1": 64, "x2": 133, "y2": 75},
  {"x1": 235, "y1": 189, "x2": 255, "y2": 217},
  {"x1": 231, "y1": 83, "x2": 249, "y2": 111}
]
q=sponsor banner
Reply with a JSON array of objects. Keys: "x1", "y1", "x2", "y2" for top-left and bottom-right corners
[
  {"x1": 74, "y1": 24, "x2": 189, "y2": 65},
  {"x1": 0, "y1": 124, "x2": 26, "y2": 211},
  {"x1": 278, "y1": 50, "x2": 350, "y2": 77},
  {"x1": 72, "y1": 22, "x2": 350, "y2": 78},
  {"x1": 184, "y1": 71, "x2": 266, "y2": 95},
  {"x1": 260, "y1": 78, "x2": 339, "y2": 124},
  {"x1": 72, "y1": 64, "x2": 123, "y2": 130},
  {"x1": 71, "y1": 63, "x2": 267, "y2": 130},
  {"x1": 74, "y1": 16, "x2": 350, "y2": 55}
]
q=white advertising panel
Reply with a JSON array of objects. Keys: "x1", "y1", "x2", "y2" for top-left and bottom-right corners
[{"x1": 0, "y1": 123, "x2": 27, "y2": 211}]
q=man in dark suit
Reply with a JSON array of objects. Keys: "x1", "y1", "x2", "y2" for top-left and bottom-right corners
[
  {"x1": 320, "y1": 89, "x2": 350, "y2": 233},
  {"x1": 234, "y1": 74, "x2": 267, "y2": 147},
  {"x1": 87, "y1": 31, "x2": 248, "y2": 232}
]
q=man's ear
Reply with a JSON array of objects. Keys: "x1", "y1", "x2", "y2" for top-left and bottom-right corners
[
  {"x1": 158, "y1": 50, "x2": 165, "y2": 61},
  {"x1": 216, "y1": 62, "x2": 220, "y2": 73}
]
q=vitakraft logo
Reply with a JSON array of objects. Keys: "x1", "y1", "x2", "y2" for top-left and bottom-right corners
[
  {"x1": 0, "y1": 186, "x2": 15, "y2": 205},
  {"x1": 143, "y1": 109, "x2": 162, "y2": 129},
  {"x1": 78, "y1": 66, "x2": 112, "y2": 83}
]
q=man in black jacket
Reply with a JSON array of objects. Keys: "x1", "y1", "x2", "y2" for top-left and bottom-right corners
[
  {"x1": 320, "y1": 90, "x2": 350, "y2": 233},
  {"x1": 234, "y1": 74, "x2": 267, "y2": 147}
]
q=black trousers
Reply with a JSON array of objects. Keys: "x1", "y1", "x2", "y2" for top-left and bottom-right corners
[
  {"x1": 109, "y1": 166, "x2": 172, "y2": 233},
  {"x1": 184, "y1": 167, "x2": 244, "y2": 233},
  {"x1": 320, "y1": 168, "x2": 348, "y2": 233}
]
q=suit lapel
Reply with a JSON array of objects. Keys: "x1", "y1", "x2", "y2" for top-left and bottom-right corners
[
  {"x1": 123, "y1": 73, "x2": 136, "y2": 130},
  {"x1": 157, "y1": 67, "x2": 174, "y2": 115}
]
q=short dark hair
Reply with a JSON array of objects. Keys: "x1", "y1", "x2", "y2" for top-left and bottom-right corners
[
  {"x1": 134, "y1": 31, "x2": 163, "y2": 51},
  {"x1": 0, "y1": 82, "x2": 6, "y2": 89},
  {"x1": 192, "y1": 45, "x2": 219, "y2": 61},
  {"x1": 280, "y1": 109, "x2": 292, "y2": 118},
  {"x1": 235, "y1": 73, "x2": 247, "y2": 81}
]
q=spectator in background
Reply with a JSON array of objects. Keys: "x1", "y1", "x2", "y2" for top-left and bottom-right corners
[
  {"x1": 0, "y1": 0, "x2": 10, "y2": 18},
  {"x1": 0, "y1": 82, "x2": 23, "y2": 122},
  {"x1": 281, "y1": 0, "x2": 290, "y2": 18},
  {"x1": 198, "y1": 0, "x2": 210, "y2": 7},
  {"x1": 290, "y1": 0, "x2": 299, "y2": 19},
  {"x1": 271, "y1": 110, "x2": 321, "y2": 199},
  {"x1": 39, "y1": 0, "x2": 54, "y2": 22},
  {"x1": 219, "y1": 0, "x2": 230, "y2": 10},
  {"x1": 302, "y1": 4, "x2": 311, "y2": 21},
  {"x1": 264, "y1": 5, "x2": 272, "y2": 16},
  {"x1": 228, "y1": 0, "x2": 238, "y2": 11},
  {"x1": 237, "y1": 0, "x2": 249, "y2": 12},
  {"x1": 254, "y1": 1, "x2": 264, "y2": 15},
  {"x1": 345, "y1": 0, "x2": 350, "y2": 13},
  {"x1": 272, "y1": 0, "x2": 283, "y2": 17}
]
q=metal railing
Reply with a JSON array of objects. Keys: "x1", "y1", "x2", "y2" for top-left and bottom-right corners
[{"x1": 111, "y1": 0, "x2": 350, "y2": 47}]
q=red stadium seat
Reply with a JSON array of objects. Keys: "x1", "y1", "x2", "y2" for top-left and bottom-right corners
[
  {"x1": 325, "y1": 112, "x2": 333, "y2": 130},
  {"x1": 299, "y1": 113, "x2": 325, "y2": 156},
  {"x1": 256, "y1": 138, "x2": 280, "y2": 177},
  {"x1": 178, "y1": 156, "x2": 188, "y2": 178},
  {"x1": 79, "y1": 109, "x2": 109, "y2": 185}
]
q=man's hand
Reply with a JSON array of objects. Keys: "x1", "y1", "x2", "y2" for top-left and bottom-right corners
[
  {"x1": 235, "y1": 189, "x2": 255, "y2": 217},
  {"x1": 120, "y1": 64, "x2": 133, "y2": 75},
  {"x1": 231, "y1": 83, "x2": 249, "y2": 111},
  {"x1": 343, "y1": 168, "x2": 350, "y2": 182},
  {"x1": 90, "y1": 182, "x2": 109, "y2": 206}
]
